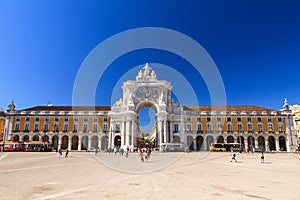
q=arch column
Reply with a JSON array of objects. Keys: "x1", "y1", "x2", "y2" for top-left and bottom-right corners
[
  {"x1": 275, "y1": 139, "x2": 279, "y2": 152},
  {"x1": 68, "y1": 136, "x2": 72, "y2": 151},
  {"x1": 158, "y1": 120, "x2": 162, "y2": 151},
  {"x1": 78, "y1": 137, "x2": 82, "y2": 151},
  {"x1": 98, "y1": 136, "x2": 102, "y2": 151},
  {"x1": 170, "y1": 121, "x2": 173, "y2": 143},
  {"x1": 163, "y1": 120, "x2": 167, "y2": 143},
  {"x1": 58, "y1": 136, "x2": 62, "y2": 150},
  {"x1": 121, "y1": 120, "x2": 125, "y2": 147},
  {"x1": 244, "y1": 137, "x2": 248, "y2": 151},
  {"x1": 131, "y1": 121, "x2": 134, "y2": 149},
  {"x1": 88, "y1": 136, "x2": 92, "y2": 151},
  {"x1": 255, "y1": 139, "x2": 259, "y2": 149},
  {"x1": 126, "y1": 120, "x2": 130, "y2": 147},
  {"x1": 193, "y1": 137, "x2": 197, "y2": 150}
]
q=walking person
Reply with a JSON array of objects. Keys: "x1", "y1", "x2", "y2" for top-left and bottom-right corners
[
  {"x1": 58, "y1": 148, "x2": 62, "y2": 159},
  {"x1": 139, "y1": 148, "x2": 144, "y2": 162},
  {"x1": 95, "y1": 147, "x2": 98, "y2": 156},
  {"x1": 260, "y1": 152, "x2": 265, "y2": 163},
  {"x1": 230, "y1": 147, "x2": 237, "y2": 162},
  {"x1": 65, "y1": 149, "x2": 69, "y2": 158},
  {"x1": 125, "y1": 147, "x2": 129, "y2": 158}
]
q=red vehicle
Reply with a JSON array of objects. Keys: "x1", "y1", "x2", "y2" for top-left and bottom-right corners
[
  {"x1": 23, "y1": 141, "x2": 52, "y2": 152},
  {"x1": 0, "y1": 141, "x2": 23, "y2": 151}
]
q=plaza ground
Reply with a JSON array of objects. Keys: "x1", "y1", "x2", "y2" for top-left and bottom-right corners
[{"x1": 0, "y1": 151, "x2": 299, "y2": 200}]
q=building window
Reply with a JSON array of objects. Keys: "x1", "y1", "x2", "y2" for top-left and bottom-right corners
[
  {"x1": 64, "y1": 117, "x2": 69, "y2": 122},
  {"x1": 247, "y1": 117, "x2": 252, "y2": 123},
  {"x1": 73, "y1": 124, "x2": 78, "y2": 133},
  {"x1": 35, "y1": 117, "x2": 40, "y2": 122},
  {"x1": 84, "y1": 117, "x2": 88, "y2": 123},
  {"x1": 104, "y1": 117, "x2": 108, "y2": 122},
  {"x1": 268, "y1": 123, "x2": 273, "y2": 132},
  {"x1": 207, "y1": 117, "x2": 211, "y2": 122},
  {"x1": 257, "y1": 117, "x2": 262, "y2": 122},
  {"x1": 44, "y1": 124, "x2": 48, "y2": 132},
  {"x1": 83, "y1": 124, "x2": 88, "y2": 133},
  {"x1": 14, "y1": 124, "x2": 20, "y2": 131},
  {"x1": 197, "y1": 117, "x2": 201, "y2": 122},
  {"x1": 24, "y1": 124, "x2": 29, "y2": 132},
  {"x1": 187, "y1": 117, "x2": 191, "y2": 122},
  {"x1": 93, "y1": 124, "x2": 98, "y2": 132},
  {"x1": 238, "y1": 124, "x2": 242, "y2": 133},
  {"x1": 237, "y1": 117, "x2": 242, "y2": 122},
  {"x1": 74, "y1": 117, "x2": 78, "y2": 122},
  {"x1": 55, "y1": 117, "x2": 59, "y2": 122},
  {"x1": 63, "y1": 124, "x2": 68, "y2": 132},
  {"x1": 197, "y1": 124, "x2": 202, "y2": 133},
  {"x1": 187, "y1": 124, "x2": 192, "y2": 132},
  {"x1": 268, "y1": 117, "x2": 272, "y2": 123},
  {"x1": 278, "y1": 124, "x2": 284, "y2": 132},
  {"x1": 174, "y1": 124, "x2": 179, "y2": 133},
  {"x1": 217, "y1": 123, "x2": 222, "y2": 131},
  {"x1": 34, "y1": 124, "x2": 39, "y2": 132},
  {"x1": 207, "y1": 124, "x2": 212, "y2": 132},
  {"x1": 227, "y1": 124, "x2": 232, "y2": 132},
  {"x1": 258, "y1": 124, "x2": 263, "y2": 133},
  {"x1": 278, "y1": 117, "x2": 282, "y2": 122},
  {"x1": 54, "y1": 124, "x2": 59, "y2": 132},
  {"x1": 16, "y1": 117, "x2": 20, "y2": 122},
  {"x1": 45, "y1": 117, "x2": 50, "y2": 122},
  {"x1": 115, "y1": 124, "x2": 120, "y2": 133},
  {"x1": 247, "y1": 124, "x2": 253, "y2": 132},
  {"x1": 227, "y1": 117, "x2": 231, "y2": 122},
  {"x1": 103, "y1": 124, "x2": 108, "y2": 132},
  {"x1": 94, "y1": 117, "x2": 98, "y2": 123},
  {"x1": 26, "y1": 117, "x2": 30, "y2": 122}
]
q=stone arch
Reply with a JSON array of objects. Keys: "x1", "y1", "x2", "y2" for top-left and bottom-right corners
[
  {"x1": 12, "y1": 135, "x2": 19, "y2": 142},
  {"x1": 135, "y1": 101, "x2": 158, "y2": 113},
  {"x1": 42, "y1": 135, "x2": 49, "y2": 142},
  {"x1": 81, "y1": 135, "x2": 88, "y2": 150},
  {"x1": 227, "y1": 135, "x2": 234, "y2": 143},
  {"x1": 258, "y1": 136, "x2": 265, "y2": 151},
  {"x1": 206, "y1": 135, "x2": 214, "y2": 151},
  {"x1": 217, "y1": 135, "x2": 224, "y2": 143},
  {"x1": 237, "y1": 136, "x2": 245, "y2": 145},
  {"x1": 187, "y1": 135, "x2": 194, "y2": 151},
  {"x1": 61, "y1": 135, "x2": 69, "y2": 150},
  {"x1": 101, "y1": 136, "x2": 108, "y2": 150},
  {"x1": 173, "y1": 135, "x2": 181, "y2": 143},
  {"x1": 52, "y1": 135, "x2": 59, "y2": 151},
  {"x1": 114, "y1": 135, "x2": 121, "y2": 147},
  {"x1": 268, "y1": 136, "x2": 276, "y2": 151},
  {"x1": 23, "y1": 135, "x2": 29, "y2": 142},
  {"x1": 279, "y1": 136, "x2": 287, "y2": 151},
  {"x1": 196, "y1": 135, "x2": 204, "y2": 151},
  {"x1": 32, "y1": 135, "x2": 39, "y2": 141},
  {"x1": 248, "y1": 136, "x2": 255, "y2": 150},
  {"x1": 91, "y1": 135, "x2": 99, "y2": 149},
  {"x1": 71, "y1": 135, "x2": 79, "y2": 150}
]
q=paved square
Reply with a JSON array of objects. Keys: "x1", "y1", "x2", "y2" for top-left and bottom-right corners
[{"x1": 0, "y1": 151, "x2": 299, "y2": 200}]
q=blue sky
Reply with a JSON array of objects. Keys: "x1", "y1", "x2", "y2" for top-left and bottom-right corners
[{"x1": 0, "y1": 0, "x2": 300, "y2": 112}]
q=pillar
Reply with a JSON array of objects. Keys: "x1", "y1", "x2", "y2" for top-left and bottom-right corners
[
  {"x1": 158, "y1": 120, "x2": 162, "y2": 151},
  {"x1": 131, "y1": 121, "x2": 134, "y2": 150},
  {"x1": 193, "y1": 136, "x2": 197, "y2": 151},
  {"x1": 78, "y1": 137, "x2": 82, "y2": 151},
  {"x1": 68, "y1": 137, "x2": 72, "y2": 151},
  {"x1": 98, "y1": 136, "x2": 102, "y2": 151},
  {"x1": 58, "y1": 136, "x2": 62, "y2": 150},
  {"x1": 88, "y1": 136, "x2": 92, "y2": 151},
  {"x1": 170, "y1": 121, "x2": 173, "y2": 143},
  {"x1": 126, "y1": 120, "x2": 130, "y2": 147},
  {"x1": 121, "y1": 121, "x2": 125, "y2": 147},
  {"x1": 275, "y1": 139, "x2": 279, "y2": 152},
  {"x1": 163, "y1": 120, "x2": 167, "y2": 143}
]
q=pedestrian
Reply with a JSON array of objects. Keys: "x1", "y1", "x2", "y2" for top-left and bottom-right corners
[
  {"x1": 125, "y1": 147, "x2": 129, "y2": 158},
  {"x1": 260, "y1": 152, "x2": 264, "y2": 163},
  {"x1": 58, "y1": 148, "x2": 62, "y2": 159},
  {"x1": 65, "y1": 149, "x2": 69, "y2": 158},
  {"x1": 95, "y1": 147, "x2": 98, "y2": 156},
  {"x1": 121, "y1": 148, "x2": 124, "y2": 156},
  {"x1": 139, "y1": 148, "x2": 144, "y2": 162},
  {"x1": 114, "y1": 147, "x2": 117, "y2": 155},
  {"x1": 230, "y1": 147, "x2": 237, "y2": 162}
]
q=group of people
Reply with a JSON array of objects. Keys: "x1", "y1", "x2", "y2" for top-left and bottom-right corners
[
  {"x1": 57, "y1": 148, "x2": 69, "y2": 159},
  {"x1": 138, "y1": 147, "x2": 152, "y2": 162},
  {"x1": 230, "y1": 147, "x2": 265, "y2": 163}
]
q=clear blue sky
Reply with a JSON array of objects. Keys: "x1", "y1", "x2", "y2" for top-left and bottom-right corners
[{"x1": 0, "y1": 0, "x2": 299, "y2": 111}]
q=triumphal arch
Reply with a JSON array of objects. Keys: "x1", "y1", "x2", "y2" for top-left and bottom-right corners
[{"x1": 109, "y1": 63, "x2": 182, "y2": 150}]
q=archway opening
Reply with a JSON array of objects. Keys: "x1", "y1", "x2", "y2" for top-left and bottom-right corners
[
  {"x1": 42, "y1": 135, "x2": 49, "y2": 142},
  {"x1": 114, "y1": 135, "x2": 121, "y2": 147},
  {"x1": 248, "y1": 136, "x2": 255, "y2": 150},
  {"x1": 81, "y1": 135, "x2": 88, "y2": 150},
  {"x1": 71, "y1": 135, "x2": 79, "y2": 150},
  {"x1": 61, "y1": 135, "x2": 68, "y2": 150},
  {"x1": 279, "y1": 136, "x2": 287, "y2": 151},
  {"x1": 23, "y1": 135, "x2": 29, "y2": 142},
  {"x1": 196, "y1": 135, "x2": 204, "y2": 151},
  {"x1": 91, "y1": 135, "x2": 99, "y2": 149},
  {"x1": 258, "y1": 136, "x2": 265, "y2": 151},
  {"x1": 52, "y1": 135, "x2": 58, "y2": 151},
  {"x1": 227, "y1": 135, "x2": 234, "y2": 143},
  {"x1": 101, "y1": 136, "x2": 108, "y2": 151},
  {"x1": 136, "y1": 102, "x2": 157, "y2": 148},
  {"x1": 217, "y1": 135, "x2": 224, "y2": 143},
  {"x1": 32, "y1": 135, "x2": 39, "y2": 141},
  {"x1": 13, "y1": 135, "x2": 19, "y2": 142},
  {"x1": 187, "y1": 135, "x2": 194, "y2": 151},
  {"x1": 268, "y1": 136, "x2": 276, "y2": 151},
  {"x1": 206, "y1": 135, "x2": 214, "y2": 151}
]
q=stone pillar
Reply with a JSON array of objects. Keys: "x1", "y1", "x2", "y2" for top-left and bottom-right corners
[
  {"x1": 68, "y1": 137, "x2": 72, "y2": 151},
  {"x1": 78, "y1": 137, "x2": 82, "y2": 151},
  {"x1": 121, "y1": 121, "x2": 125, "y2": 147},
  {"x1": 255, "y1": 139, "x2": 259, "y2": 149},
  {"x1": 170, "y1": 121, "x2": 173, "y2": 143},
  {"x1": 88, "y1": 136, "x2": 92, "y2": 151},
  {"x1": 275, "y1": 139, "x2": 279, "y2": 152},
  {"x1": 163, "y1": 120, "x2": 167, "y2": 143},
  {"x1": 58, "y1": 136, "x2": 62, "y2": 150},
  {"x1": 126, "y1": 120, "x2": 130, "y2": 147},
  {"x1": 158, "y1": 120, "x2": 162, "y2": 151},
  {"x1": 244, "y1": 138, "x2": 248, "y2": 152},
  {"x1": 98, "y1": 136, "x2": 102, "y2": 151},
  {"x1": 131, "y1": 121, "x2": 134, "y2": 150},
  {"x1": 193, "y1": 137, "x2": 197, "y2": 151}
]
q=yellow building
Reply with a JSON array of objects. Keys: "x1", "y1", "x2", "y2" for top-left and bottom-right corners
[
  {"x1": 3, "y1": 65, "x2": 292, "y2": 152},
  {"x1": 0, "y1": 110, "x2": 6, "y2": 141},
  {"x1": 292, "y1": 104, "x2": 300, "y2": 147}
]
